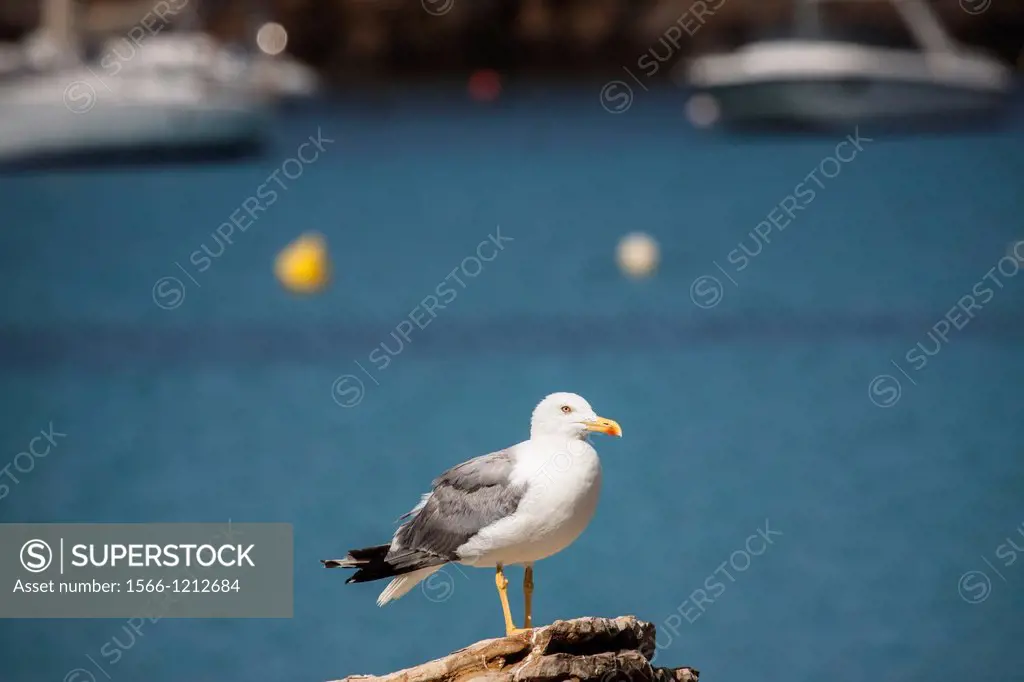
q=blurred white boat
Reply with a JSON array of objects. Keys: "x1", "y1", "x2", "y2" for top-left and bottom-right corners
[
  {"x1": 118, "y1": 31, "x2": 318, "y2": 100},
  {"x1": 254, "y1": 54, "x2": 319, "y2": 100},
  {"x1": 0, "y1": 61, "x2": 269, "y2": 162},
  {"x1": 682, "y1": 0, "x2": 1012, "y2": 127},
  {"x1": 0, "y1": 0, "x2": 288, "y2": 163}
]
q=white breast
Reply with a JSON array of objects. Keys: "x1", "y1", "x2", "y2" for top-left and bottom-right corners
[{"x1": 457, "y1": 438, "x2": 603, "y2": 567}]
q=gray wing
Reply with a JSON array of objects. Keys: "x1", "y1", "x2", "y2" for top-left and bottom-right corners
[{"x1": 390, "y1": 448, "x2": 525, "y2": 561}]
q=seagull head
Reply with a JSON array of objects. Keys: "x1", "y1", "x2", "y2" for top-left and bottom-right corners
[{"x1": 529, "y1": 392, "x2": 622, "y2": 441}]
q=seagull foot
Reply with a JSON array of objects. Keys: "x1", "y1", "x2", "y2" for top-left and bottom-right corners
[{"x1": 505, "y1": 626, "x2": 533, "y2": 637}]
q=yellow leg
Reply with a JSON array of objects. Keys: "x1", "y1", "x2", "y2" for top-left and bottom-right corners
[
  {"x1": 495, "y1": 564, "x2": 526, "y2": 636},
  {"x1": 523, "y1": 564, "x2": 534, "y2": 629}
]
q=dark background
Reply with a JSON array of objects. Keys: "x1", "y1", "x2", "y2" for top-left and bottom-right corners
[{"x1": 1, "y1": 0, "x2": 1022, "y2": 82}]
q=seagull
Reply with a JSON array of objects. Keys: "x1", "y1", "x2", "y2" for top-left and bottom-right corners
[{"x1": 322, "y1": 392, "x2": 622, "y2": 635}]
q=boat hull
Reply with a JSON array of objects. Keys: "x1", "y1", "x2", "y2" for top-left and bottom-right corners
[
  {"x1": 696, "y1": 78, "x2": 1008, "y2": 129},
  {"x1": 0, "y1": 71, "x2": 269, "y2": 163},
  {"x1": 683, "y1": 40, "x2": 1012, "y2": 129}
]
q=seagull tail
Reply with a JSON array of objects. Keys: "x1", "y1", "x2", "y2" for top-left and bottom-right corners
[
  {"x1": 376, "y1": 566, "x2": 443, "y2": 606},
  {"x1": 321, "y1": 544, "x2": 390, "y2": 572},
  {"x1": 321, "y1": 544, "x2": 447, "y2": 606}
]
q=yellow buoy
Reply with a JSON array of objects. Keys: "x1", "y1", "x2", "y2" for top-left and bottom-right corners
[{"x1": 275, "y1": 232, "x2": 331, "y2": 293}]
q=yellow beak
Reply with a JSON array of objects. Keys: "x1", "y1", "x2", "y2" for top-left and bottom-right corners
[{"x1": 583, "y1": 416, "x2": 622, "y2": 437}]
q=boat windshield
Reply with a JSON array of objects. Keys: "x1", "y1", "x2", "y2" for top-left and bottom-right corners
[{"x1": 774, "y1": 0, "x2": 921, "y2": 49}]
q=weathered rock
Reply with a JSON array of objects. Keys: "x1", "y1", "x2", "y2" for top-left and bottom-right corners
[{"x1": 333, "y1": 616, "x2": 698, "y2": 682}]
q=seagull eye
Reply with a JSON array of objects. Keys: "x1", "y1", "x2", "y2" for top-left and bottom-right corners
[{"x1": 561, "y1": 405, "x2": 572, "y2": 414}]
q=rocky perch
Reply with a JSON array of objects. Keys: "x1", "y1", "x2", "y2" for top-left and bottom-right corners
[{"x1": 334, "y1": 616, "x2": 698, "y2": 682}]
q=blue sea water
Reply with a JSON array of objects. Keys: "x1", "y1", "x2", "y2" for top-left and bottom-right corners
[{"x1": 1, "y1": 85, "x2": 1023, "y2": 682}]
